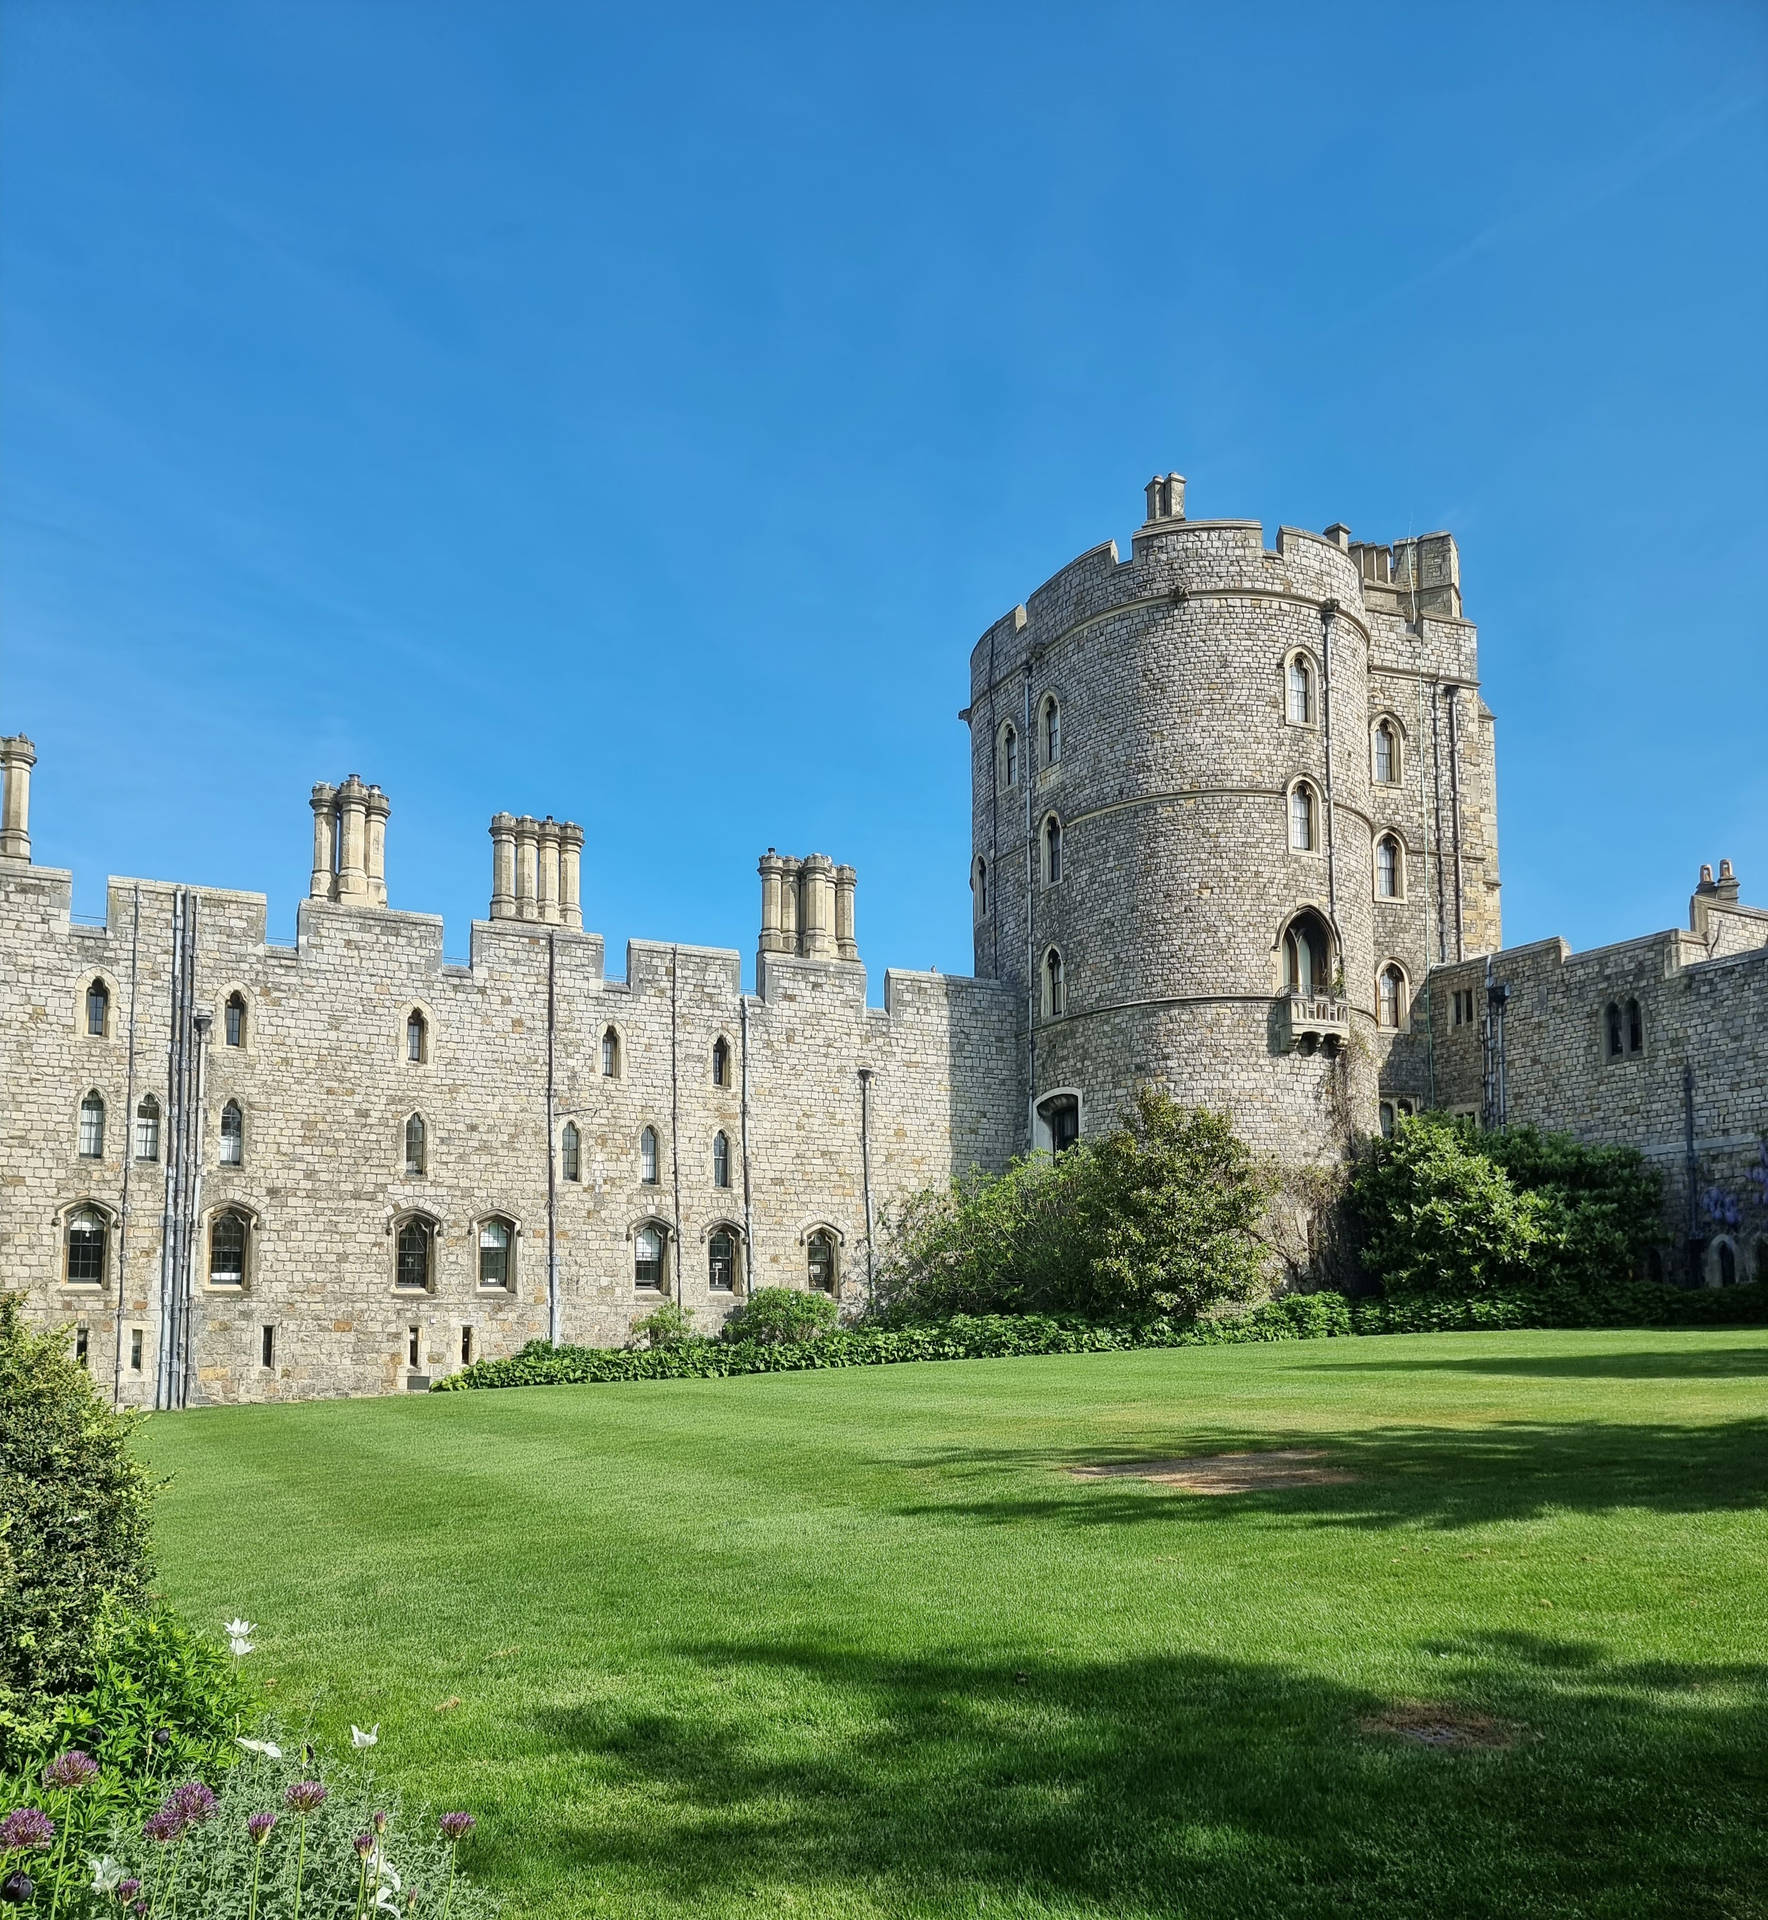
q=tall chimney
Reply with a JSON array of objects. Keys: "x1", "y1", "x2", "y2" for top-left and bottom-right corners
[
  {"x1": 489, "y1": 814, "x2": 517, "y2": 919},
  {"x1": 1, "y1": 735, "x2": 37, "y2": 863},
  {"x1": 364, "y1": 785, "x2": 391, "y2": 907}
]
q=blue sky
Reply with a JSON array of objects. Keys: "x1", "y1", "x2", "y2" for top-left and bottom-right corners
[{"x1": 3, "y1": 2, "x2": 1764, "y2": 984}]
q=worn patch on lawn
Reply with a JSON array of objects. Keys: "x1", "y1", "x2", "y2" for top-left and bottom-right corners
[
  {"x1": 1069, "y1": 1448, "x2": 1356, "y2": 1493},
  {"x1": 1360, "y1": 1705, "x2": 1519, "y2": 1750}
]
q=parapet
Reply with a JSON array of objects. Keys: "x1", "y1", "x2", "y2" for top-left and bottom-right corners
[
  {"x1": 487, "y1": 812, "x2": 584, "y2": 928},
  {"x1": 758, "y1": 849, "x2": 858, "y2": 964},
  {"x1": 1337, "y1": 528, "x2": 1462, "y2": 620},
  {"x1": 309, "y1": 775, "x2": 393, "y2": 907}
]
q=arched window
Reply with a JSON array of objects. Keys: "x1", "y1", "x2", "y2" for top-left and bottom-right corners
[
  {"x1": 65, "y1": 1207, "x2": 107, "y2": 1286},
  {"x1": 560, "y1": 1121, "x2": 581, "y2": 1183},
  {"x1": 640, "y1": 1127, "x2": 659, "y2": 1185},
  {"x1": 712, "y1": 1130, "x2": 731, "y2": 1189},
  {"x1": 601, "y1": 1027, "x2": 621, "y2": 1077},
  {"x1": 1379, "y1": 1101, "x2": 1397, "y2": 1138},
  {"x1": 1716, "y1": 1239, "x2": 1737, "y2": 1288},
  {"x1": 86, "y1": 979, "x2": 109, "y2": 1037},
  {"x1": 478, "y1": 1218, "x2": 512, "y2": 1289},
  {"x1": 1043, "y1": 815, "x2": 1062, "y2": 886},
  {"x1": 407, "y1": 1010, "x2": 427, "y2": 1064},
  {"x1": 1043, "y1": 947, "x2": 1065, "y2": 1017},
  {"x1": 1289, "y1": 782, "x2": 1316, "y2": 852},
  {"x1": 1283, "y1": 913, "x2": 1332, "y2": 996},
  {"x1": 1373, "y1": 720, "x2": 1399, "y2": 785},
  {"x1": 1286, "y1": 653, "x2": 1315, "y2": 725},
  {"x1": 1605, "y1": 1002, "x2": 1624, "y2": 1059},
  {"x1": 974, "y1": 858, "x2": 988, "y2": 919},
  {"x1": 134, "y1": 1095, "x2": 161, "y2": 1162},
  {"x1": 634, "y1": 1223, "x2": 665, "y2": 1290},
  {"x1": 1042, "y1": 696, "x2": 1061, "y2": 766},
  {"x1": 709, "y1": 1228, "x2": 737, "y2": 1292},
  {"x1": 1000, "y1": 723, "x2": 1019, "y2": 788},
  {"x1": 219, "y1": 1100, "x2": 244, "y2": 1166},
  {"x1": 1378, "y1": 964, "x2": 1406, "y2": 1030},
  {"x1": 1376, "y1": 835, "x2": 1401, "y2": 899},
  {"x1": 225, "y1": 991, "x2": 246, "y2": 1048},
  {"x1": 807, "y1": 1229, "x2": 837, "y2": 1294},
  {"x1": 209, "y1": 1209, "x2": 247, "y2": 1286},
  {"x1": 1627, "y1": 998, "x2": 1643, "y2": 1054},
  {"x1": 78, "y1": 1092, "x2": 105, "y2": 1160},
  {"x1": 404, "y1": 1112, "x2": 427, "y2": 1176},
  {"x1": 712, "y1": 1037, "x2": 731, "y2": 1087},
  {"x1": 1038, "y1": 1092, "x2": 1080, "y2": 1155},
  {"x1": 395, "y1": 1216, "x2": 433, "y2": 1290}
]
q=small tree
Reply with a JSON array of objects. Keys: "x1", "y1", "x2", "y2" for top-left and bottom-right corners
[
  {"x1": 0, "y1": 1295, "x2": 155, "y2": 1764},
  {"x1": 722, "y1": 1287, "x2": 838, "y2": 1347}
]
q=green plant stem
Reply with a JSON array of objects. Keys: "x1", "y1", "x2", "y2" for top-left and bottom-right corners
[
  {"x1": 353, "y1": 1850, "x2": 368, "y2": 1920},
  {"x1": 45, "y1": 1790, "x2": 70, "y2": 1920},
  {"x1": 160, "y1": 1832, "x2": 187, "y2": 1920},
  {"x1": 291, "y1": 1815, "x2": 308, "y2": 1920},
  {"x1": 440, "y1": 1845, "x2": 458, "y2": 1920},
  {"x1": 245, "y1": 1845, "x2": 264, "y2": 1920}
]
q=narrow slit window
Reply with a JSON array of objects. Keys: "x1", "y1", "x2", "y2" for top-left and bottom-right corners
[
  {"x1": 408, "y1": 1324, "x2": 421, "y2": 1366},
  {"x1": 1043, "y1": 947, "x2": 1065, "y2": 1017},
  {"x1": 225, "y1": 992, "x2": 246, "y2": 1048},
  {"x1": 219, "y1": 1100, "x2": 243, "y2": 1166},
  {"x1": 1626, "y1": 998, "x2": 1643, "y2": 1054},
  {"x1": 640, "y1": 1127, "x2": 659, "y2": 1185},
  {"x1": 712, "y1": 1130, "x2": 731, "y2": 1189},
  {"x1": 75, "y1": 1326, "x2": 89, "y2": 1368},
  {"x1": 261, "y1": 1325, "x2": 275, "y2": 1369},
  {"x1": 407, "y1": 1010, "x2": 427, "y2": 1063},
  {"x1": 602, "y1": 1028, "x2": 620, "y2": 1077},
  {"x1": 86, "y1": 979, "x2": 109, "y2": 1037},
  {"x1": 461, "y1": 1326, "x2": 474, "y2": 1365},
  {"x1": 1605, "y1": 1002, "x2": 1623, "y2": 1059},
  {"x1": 1044, "y1": 816, "x2": 1062, "y2": 886},
  {"x1": 405, "y1": 1113, "x2": 427, "y2": 1175},
  {"x1": 130, "y1": 1328, "x2": 144, "y2": 1372},
  {"x1": 134, "y1": 1095, "x2": 161, "y2": 1162},
  {"x1": 975, "y1": 858, "x2": 988, "y2": 917},
  {"x1": 1001, "y1": 724, "x2": 1018, "y2": 788},
  {"x1": 78, "y1": 1092, "x2": 105, "y2": 1160},
  {"x1": 561, "y1": 1121, "x2": 581, "y2": 1182},
  {"x1": 712, "y1": 1037, "x2": 731, "y2": 1087},
  {"x1": 1042, "y1": 697, "x2": 1060, "y2": 765}
]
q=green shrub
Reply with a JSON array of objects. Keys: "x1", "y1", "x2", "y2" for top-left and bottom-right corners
[
  {"x1": 0, "y1": 1296, "x2": 155, "y2": 1765},
  {"x1": 1351, "y1": 1114, "x2": 1663, "y2": 1298},
  {"x1": 874, "y1": 1089, "x2": 1271, "y2": 1323},
  {"x1": 722, "y1": 1287, "x2": 838, "y2": 1347},
  {"x1": 629, "y1": 1299, "x2": 703, "y2": 1350}
]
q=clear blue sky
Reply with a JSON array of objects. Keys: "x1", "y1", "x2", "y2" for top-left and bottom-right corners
[{"x1": 4, "y1": 2, "x2": 1764, "y2": 983}]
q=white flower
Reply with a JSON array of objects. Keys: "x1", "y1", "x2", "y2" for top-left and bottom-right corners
[
  {"x1": 90, "y1": 1857, "x2": 123, "y2": 1894},
  {"x1": 222, "y1": 1617, "x2": 257, "y2": 1639},
  {"x1": 372, "y1": 1859, "x2": 403, "y2": 1912},
  {"x1": 230, "y1": 1635, "x2": 255, "y2": 1658},
  {"x1": 351, "y1": 1723, "x2": 380, "y2": 1748},
  {"x1": 237, "y1": 1737, "x2": 283, "y2": 1759}
]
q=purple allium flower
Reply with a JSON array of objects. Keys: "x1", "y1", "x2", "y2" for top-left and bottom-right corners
[
  {"x1": 0, "y1": 1809, "x2": 54, "y2": 1851},
  {"x1": 1, "y1": 1871, "x2": 34, "y2": 1904},
  {"x1": 283, "y1": 1781, "x2": 328, "y2": 1815},
  {"x1": 164, "y1": 1782, "x2": 217, "y2": 1827},
  {"x1": 438, "y1": 1812, "x2": 476, "y2": 1842},
  {"x1": 371, "y1": 1810, "x2": 388, "y2": 1835},
  {"x1": 246, "y1": 1812, "x2": 277, "y2": 1845},
  {"x1": 132, "y1": 1903, "x2": 148, "y2": 1916},
  {"x1": 143, "y1": 1809, "x2": 184, "y2": 1845},
  {"x1": 117, "y1": 1880, "x2": 142, "y2": 1902},
  {"x1": 43, "y1": 1750, "x2": 100, "y2": 1791},
  {"x1": 354, "y1": 1833, "x2": 375, "y2": 1860}
]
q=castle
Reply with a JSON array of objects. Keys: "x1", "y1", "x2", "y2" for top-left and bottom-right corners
[{"x1": 5, "y1": 472, "x2": 1763, "y2": 1405}]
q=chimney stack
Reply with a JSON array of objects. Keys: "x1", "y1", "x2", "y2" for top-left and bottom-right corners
[
  {"x1": 1, "y1": 735, "x2": 37, "y2": 863},
  {"x1": 1143, "y1": 472, "x2": 1186, "y2": 523}
]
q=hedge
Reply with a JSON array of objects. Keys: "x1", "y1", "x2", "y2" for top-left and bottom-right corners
[{"x1": 434, "y1": 1281, "x2": 1767, "y2": 1392}]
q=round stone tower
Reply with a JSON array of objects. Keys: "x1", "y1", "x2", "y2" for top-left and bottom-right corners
[{"x1": 968, "y1": 472, "x2": 1390, "y2": 1167}]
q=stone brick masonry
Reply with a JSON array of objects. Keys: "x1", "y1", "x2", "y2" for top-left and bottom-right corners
[{"x1": 3, "y1": 472, "x2": 1760, "y2": 1403}]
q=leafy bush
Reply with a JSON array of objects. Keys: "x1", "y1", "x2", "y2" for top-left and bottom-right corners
[
  {"x1": 1352, "y1": 1114, "x2": 1663, "y2": 1298},
  {"x1": 721, "y1": 1287, "x2": 837, "y2": 1347},
  {"x1": 0, "y1": 1737, "x2": 494, "y2": 1918},
  {"x1": 629, "y1": 1299, "x2": 703, "y2": 1350},
  {"x1": 0, "y1": 1296, "x2": 155, "y2": 1765},
  {"x1": 874, "y1": 1089, "x2": 1272, "y2": 1323}
]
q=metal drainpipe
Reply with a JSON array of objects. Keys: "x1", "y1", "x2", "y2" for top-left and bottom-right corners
[
  {"x1": 1683, "y1": 1063, "x2": 1699, "y2": 1285},
  {"x1": 858, "y1": 1067, "x2": 875, "y2": 1305},
  {"x1": 740, "y1": 995, "x2": 754, "y2": 1291},
  {"x1": 112, "y1": 884, "x2": 141, "y2": 1410},
  {"x1": 179, "y1": 1004, "x2": 212, "y2": 1409},
  {"x1": 546, "y1": 930, "x2": 559, "y2": 1346},
  {"x1": 1023, "y1": 660, "x2": 1036, "y2": 1144},
  {"x1": 1447, "y1": 687, "x2": 1466, "y2": 961},
  {"x1": 1430, "y1": 686, "x2": 1448, "y2": 964},
  {"x1": 987, "y1": 625, "x2": 1000, "y2": 981},
  {"x1": 669, "y1": 945, "x2": 683, "y2": 1300},
  {"x1": 155, "y1": 889, "x2": 188, "y2": 1409},
  {"x1": 1417, "y1": 674, "x2": 1436, "y2": 1110},
  {"x1": 1320, "y1": 603, "x2": 1340, "y2": 938}
]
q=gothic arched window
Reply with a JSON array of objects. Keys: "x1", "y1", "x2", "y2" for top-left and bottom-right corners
[
  {"x1": 134, "y1": 1095, "x2": 161, "y2": 1163},
  {"x1": 407, "y1": 1010, "x2": 428, "y2": 1063},
  {"x1": 602, "y1": 1027, "x2": 621, "y2": 1077},
  {"x1": 219, "y1": 1100, "x2": 244, "y2": 1166},
  {"x1": 640, "y1": 1126, "x2": 660, "y2": 1186},
  {"x1": 86, "y1": 979, "x2": 110, "y2": 1037},
  {"x1": 479, "y1": 1218, "x2": 513, "y2": 1289},
  {"x1": 1286, "y1": 653, "x2": 1315, "y2": 725},
  {"x1": 225, "y1": 992, "x2": 247, "y2": 1049},
  {"x1": 404, "y1": 1112, "x2": 427, "y2": 1176},
  {"x1": 209, "y1": 1209, "x2": 248, "y2": 1286},
  {"x1": 1042, "y1": 696, "x2": 1061, "y2": 766},
  {"x1": 1283, "y1": 913, "x2": 1332, "y2": 997},
  {"x1": 1376, "y1": 835, "x2": 1401, "y2": 899},
  {"x1": 78, "y1": 1091, "x2": 105, "y2": 1160},
  {"x1": 1043, "y1": 947, "x2": 1065, "y2": 1017},
  {"x1": 1290, "y1": 782, "x2": 1317, "y2": 852},
  {"x1": 712, "y1": 1130, "x2": 731, "y2": 1189},
  {"x1": 65, "y1": 1207, "x2": 107, "y2": 1286},
  {"x1": 1378, "y1": 964, "x2": 1406, "y2": 1029},
  {"x1": 634, "y1": 1223, "x2": 665, "y2": 1290},
  {"x1": 561, "y1": 1121, "x2": 581, "y2": 1182},
  {"x1": 712, "y1": 1037, "x2": 731, "y2": 1087},
  {"x1": 807, "y1": 1229, "x2": 837, "y2": 1294},
  {"x1": 709, "y1": 1228, "x2": 737, "y2": 1292},
  {"x1": 1373, "y1": 719, "x2": 1399, "y2": 785},
  {"x1": 1043, "y1": 815, "x2": 1063, "y2": 886}
]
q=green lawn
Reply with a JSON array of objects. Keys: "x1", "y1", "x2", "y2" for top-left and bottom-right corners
[{"x1": 136, "y1": 1330, "x2": 1768, "y2": 1920}]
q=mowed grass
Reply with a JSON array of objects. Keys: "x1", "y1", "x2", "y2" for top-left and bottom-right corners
[{"x1": 136, "y1": 1330, "x2": 1768, "y2": 1920}]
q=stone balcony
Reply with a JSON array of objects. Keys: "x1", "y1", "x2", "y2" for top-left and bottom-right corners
[{"x1": 1278, "y1": 992, "x2": 1350, "y2": 1055}]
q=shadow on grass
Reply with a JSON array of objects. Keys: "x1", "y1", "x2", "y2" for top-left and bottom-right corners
[
  {"x1": 534, "y1": 1636, "x2": 1766, "y2": 1919},
  {"x1": 1305, "y1": 1345, "x2": 1768, "y2": 1381},
  {"x1": 888, "y1": 1416, "x2": 1768, "y2": 1534}
]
